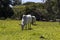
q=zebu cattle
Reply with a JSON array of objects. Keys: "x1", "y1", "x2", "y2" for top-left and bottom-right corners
[
  {"x1": 32, "y1": 16, "x2": 36, "y2": 25},
  {"x1": 21, "y1": 14, "x2": 32, "y2": 30}
]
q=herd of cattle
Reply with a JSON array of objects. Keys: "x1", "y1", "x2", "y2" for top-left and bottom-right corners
[{"x1": 21, "y1": 14, "x2": 36, "y2": 30}]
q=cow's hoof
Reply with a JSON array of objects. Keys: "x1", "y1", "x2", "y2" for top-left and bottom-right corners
[{"x1": 28, "y1": 28, "x2": 32, "y2": 30}]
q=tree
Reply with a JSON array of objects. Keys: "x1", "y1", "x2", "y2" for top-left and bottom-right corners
[
  {"x1": 23, "y1": 2, "x2": 44, "y2": 20},
  {"x1": 57, "y1": 0, "x2": 60, "y2": 19},
  {"x1": 0, "y1": 0, "x2": 14, "y2": 19},
  {"x1": 44, "y1": 0, "x2": 58, "y2": 21},
  {"x1": 12, "y1": 0, "x2": 21, "y2": 5}
]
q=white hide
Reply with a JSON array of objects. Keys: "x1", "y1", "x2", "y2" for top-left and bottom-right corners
[
  {"x1": 32, "y1": 16, "x2": 36, "y2": 24},
  {"x1": 21, "y1": 14, "x2": 32, "y2": 30}
]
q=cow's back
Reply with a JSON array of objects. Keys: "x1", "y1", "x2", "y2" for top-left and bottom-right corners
[{"x1": 26, "y1": 15, "x2": 32, "y2": 24}]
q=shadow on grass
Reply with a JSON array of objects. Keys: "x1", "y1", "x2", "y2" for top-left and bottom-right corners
[{"x1": 32, "y1": 24, "x2": 38, "y2": 26}]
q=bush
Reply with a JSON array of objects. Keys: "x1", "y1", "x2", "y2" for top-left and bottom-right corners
[{"x1": 12, "y1": 5, "x2": 26, "y2": 20}]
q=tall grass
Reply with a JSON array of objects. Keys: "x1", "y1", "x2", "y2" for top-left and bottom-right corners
[{"x1": 0, "y1": 20, "x2": 60, "y2": 40}]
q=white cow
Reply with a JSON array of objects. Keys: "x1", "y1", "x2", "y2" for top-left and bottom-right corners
[
  {"x1": 32, "y1": 16, "x2": 36, "y2": 25},
  {"x1": 21, "y1": 14, "x2": 32, "y2": 30}
]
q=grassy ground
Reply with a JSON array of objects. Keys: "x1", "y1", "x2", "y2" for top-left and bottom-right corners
[{"x1": 0, "y1": 20, "x2": 60, "y2": 40}]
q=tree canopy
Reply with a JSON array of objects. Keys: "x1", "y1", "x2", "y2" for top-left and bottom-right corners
[
  {"x1": 0, "y1": 0, "x2": 60, "y2": 21},
  {"x1": 0, "y1": 0, "x2": 14, "y2": 19}
]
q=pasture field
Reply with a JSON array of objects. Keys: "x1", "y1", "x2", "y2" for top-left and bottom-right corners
[{"x1": 0, "y1": 20, "x2": 60, "y2": 40}]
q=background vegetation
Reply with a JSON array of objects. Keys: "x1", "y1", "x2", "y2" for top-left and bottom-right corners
[{"x1": 0, "y1": 0, "x2": 60, "y2": 21}]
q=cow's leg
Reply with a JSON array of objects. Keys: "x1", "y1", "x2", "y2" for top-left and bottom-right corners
[
  {"x1": 28, "y1": 23, "x2": 31, "y2": 30},
  {"x1": 28, "y1": 23, "x2": 29, "y2": 29},
  {"x1": 21, "y1": 25, "x2": 24, "y2": 30},
  {"x1": 25, "y1": 24, "x2": 27, "y2": 30},
  {"x1": 30, "y1": 23, "x2": 31, "y2": 28}
]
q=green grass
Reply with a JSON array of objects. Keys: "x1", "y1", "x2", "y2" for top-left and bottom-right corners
[{"x1": 0, "y1": 20, "x2": 60, "y2": 40}]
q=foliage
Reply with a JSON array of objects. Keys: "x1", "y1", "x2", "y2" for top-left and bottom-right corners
[
  {"x1": 12, "y1": 2, "x2": 44, "y2": 20},
  {"x1": 45, "y1": 0, "x2": 60, "y2": 20},
  {"x1": 0, "y1": 0, "x2": 60, "y2": 21},
  {"x1": 12, "y1": 0, "x2": 21, "y2": 6},
  {"x1": 12, "y1": 5, "x2": 26, "y2": 19},
  {"x1": 0, "y1": 0, "x2": 14, "y2": 19},
  {"x1": 11, "y1": 1, "x2": 60, "y2": 21}
]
